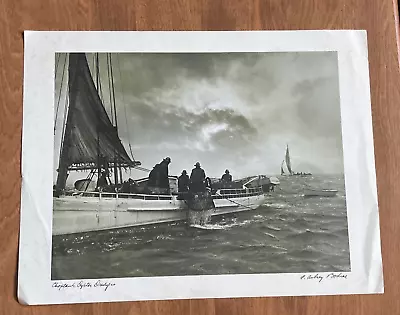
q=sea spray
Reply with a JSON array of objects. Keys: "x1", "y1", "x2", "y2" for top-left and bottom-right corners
[
  {"x1": 185, "y1": 190, "x2": 215, "y2": 226},
  {"x1": 188, "y1": 209, "x2": 214, "y2": 226}
]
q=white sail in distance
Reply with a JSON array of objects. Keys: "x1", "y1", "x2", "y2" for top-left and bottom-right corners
[{"x1": 285, "y1": 144, "x2": 293, "y2": 175}]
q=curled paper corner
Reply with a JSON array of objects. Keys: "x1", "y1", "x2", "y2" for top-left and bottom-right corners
[
  {"x1": 368, "y1": 248, "x2": 384, "y2": 294},
  {"x1": 363, "y1": 201, "x2": 384, "y2": 294},
  {"x1": 17, "y1": 283, "x2": 30, "y2": 306},
  {"x1": 370, "y1": 264, "x2": 384, "y2": 294},
  {"x1": 377, "y1": 275, "x2": 385, "y2": 294},
  {"x1": 17, "y1": 281, "x2": 45, "y2": 306}
]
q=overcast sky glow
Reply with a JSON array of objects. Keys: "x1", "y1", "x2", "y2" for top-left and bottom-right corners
[{"x1": 54, "y1": 52, "x2": 344, "y2": 182}]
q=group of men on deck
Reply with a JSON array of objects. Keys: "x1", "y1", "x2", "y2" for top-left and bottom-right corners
[
  {"x1": 178, "y1": 165, "x2": 232, "y2": 194},
  {"x1": 177, "y1": 162, "x2": 208, "y2": 194},
  {"x1": 91, "y1": 156, "x2": 234, "y2": 195},
  {"x1": 148, "y1": 157, "x2": 233, "y2": 195}
]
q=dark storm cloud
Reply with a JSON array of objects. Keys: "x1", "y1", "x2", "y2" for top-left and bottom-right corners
[{"x1": 118, "y1": 97, "x2": 257, "y2": 149}]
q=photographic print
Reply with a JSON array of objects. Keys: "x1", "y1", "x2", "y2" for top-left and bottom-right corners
[
  {"x1": 18, "y1": 31, "x2": 383, "y2": 305},
  {"x1": 52, "y1": 51, "x2": 350, "y2": 279}
]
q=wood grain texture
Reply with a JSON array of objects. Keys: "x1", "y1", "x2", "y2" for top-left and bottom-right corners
[{"x1": 0, "y1": 0, "x2": 398, "y2": 314}]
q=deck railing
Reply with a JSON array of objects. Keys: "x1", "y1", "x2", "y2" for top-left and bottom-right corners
[
  {"x1": 214, "y1": 187, "x2": 264, "y2": 199},
  {"x1": 63, "y1": 186, "x2": 264, "y2": 200},
  {"x1": 65, "y1": 191, "x2": 173, "y2": 201}
]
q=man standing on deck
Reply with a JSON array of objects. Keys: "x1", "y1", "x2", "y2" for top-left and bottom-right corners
[
  {"x1": 96, "y1": 170, "x2": 108, "y2": 191},
  {"x1": 190, "y1": 162, "x2": 206, "y2": 193},
  {"x1": 148, "y1": 163, "x2": 160, "y2": 187},
  {"x1": 158, "y1": 157, "x2": 171, "y2": 194},
  {"x1": 221, "y1": 169, "x2": 232, "y2": 182},
  {"x1": 178, "y1": 170, "x2": 190, "y2": 193}
]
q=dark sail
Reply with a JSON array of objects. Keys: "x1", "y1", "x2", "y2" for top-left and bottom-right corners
[{"x1": 56, "y1": 53, "x2": 139, "y2": 190}]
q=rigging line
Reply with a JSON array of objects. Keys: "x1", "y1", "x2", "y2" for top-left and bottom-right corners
[
  {"x1": 215, "y1": 191, "x2": 254, "y2": 210},
  {"x1": 98, "y1": 54, "x2": 105, "y2": 104},
  {"x1": 106, "y1": 53, "x2": 115, "y2": 125},
  {"x1": 109, "y1": 54, "x2": 118, "y2": 130},
  {"x1": 133, "y1": 166, "x2": 151, "y2": 172},
  {"x1": 108, "y1": 53, "x2": 120, "y2": 185},
  {"x1": 96, "y1": 53, "x2": 100, "y2": 91},
  {"x1": 116, "y1": 54, "x2": 135, "y2": 160},
  {"x1": 58, "y1": 80, "x2": 70, "y2": 170},
  {"x1": 94, "y1": 55, "x2": 106, "y2": 181},
  {"x1": 54, "y1": 54, "x2": 67, "y2": 135},
  {"x1": 94, "y1": 53, "x2": 102, "y2": 183},
  {"x1": 54, "y1": 53, "x2": 61, "y2": 77},
  {"x1": 92, "y1": 54, "x2": 96, "y2": 82},
  {"x1": 83, "y1": 170, "x2": 96, "y2": 192}
]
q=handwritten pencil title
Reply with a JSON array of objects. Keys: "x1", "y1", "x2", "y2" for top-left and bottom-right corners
[{"x1": 52, "y1": 280, "x2": 116, "y2": 292}]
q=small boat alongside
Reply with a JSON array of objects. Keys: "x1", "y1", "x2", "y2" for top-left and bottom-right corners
[{"x1": 303, "y1": 188, "x2": 338, "y2": 197}]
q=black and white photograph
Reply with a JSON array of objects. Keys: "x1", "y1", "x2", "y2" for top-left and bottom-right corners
[
  {"x1": 18, "y1": 31, "x2": 383, "y2": 305},
  {"x1": 51, "y1": 51, "x2": 350, "y2": 279}
]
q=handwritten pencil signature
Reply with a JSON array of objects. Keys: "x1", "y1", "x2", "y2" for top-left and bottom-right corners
[{"x1": 300, "y1": 272, "x2": 348, "y2": 283}]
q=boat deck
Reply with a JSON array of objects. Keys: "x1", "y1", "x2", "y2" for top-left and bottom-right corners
[{"x1": 61, "y1": 186, "x2": 266, "y2": 201}]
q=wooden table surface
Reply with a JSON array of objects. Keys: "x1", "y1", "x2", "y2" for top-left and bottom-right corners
[{"x1": 1, "y1": 0, "x2": 399, "y2": 314}]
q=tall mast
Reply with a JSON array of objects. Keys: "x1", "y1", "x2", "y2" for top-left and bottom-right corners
[
  {"x1": 54, "y1": 54, "x2": 67, "y2": 136},
  {"x1": 95, "y1": 53, "x2": 101, "y2": 184},
  {"x1": 108, "y1": 53, "x2": 120, "y2": 186}
]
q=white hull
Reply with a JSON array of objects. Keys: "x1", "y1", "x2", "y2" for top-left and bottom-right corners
[{"x1": 53, "y1": 191, "x2": 268, "y2": 235}]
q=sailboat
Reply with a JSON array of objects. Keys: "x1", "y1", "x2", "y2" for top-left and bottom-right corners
[
  {"x1": 280, "y1": 144, "x2": 312, "y2": 177},
  {"x1": 280, "y1": 144, "x2": 293, "y2": 176},
  {"x1": 53, "y1": 53, "x2": 280, "y2": 236}
]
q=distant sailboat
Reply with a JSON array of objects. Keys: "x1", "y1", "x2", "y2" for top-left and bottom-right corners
[
  {"x1": 280, "y1": 144, "x2": 312, "y2": 177},
  {"x1": 281, "y1": 144, "x2": 293, "y2": 176}
]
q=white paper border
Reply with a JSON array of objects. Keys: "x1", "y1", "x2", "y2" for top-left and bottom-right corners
[{"x1": 18, "y1": 30, "x2": 383, "y2": 305}]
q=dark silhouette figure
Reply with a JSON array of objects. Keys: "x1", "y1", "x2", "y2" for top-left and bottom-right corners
[
  {"x1": 178, "y1": 170, "x2": 190, "y2": 193},
  {"x1": 158, "y1": 157, "x2": 171, "y2": 192},
  {"x1": 120, "y1": 178, "x2": 137, "y2": 193},
  {"x1": 148, "y1": 157, "x2": 171, "y2": 194},
  {"x1": 148, "y1": 163, "x2": 160, "y2": 187},
  {"x1": 221, "y1": 169, "x2": 232, "y2": 182},
  {"x1": 190, "y1": 162, "x2": 206, "y2": 193},
  {"x1": 96, "y1": 171, "x2": 108, "y2": 191}
]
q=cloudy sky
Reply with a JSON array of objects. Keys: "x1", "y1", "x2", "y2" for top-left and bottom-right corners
[{"x1": 54, "y1": 51, "x2": 344, "y2": 182}]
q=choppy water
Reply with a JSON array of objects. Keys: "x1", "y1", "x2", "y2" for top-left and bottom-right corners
[{"x1": 52, "y1": 175, "x2": 350, "y2": 279}]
